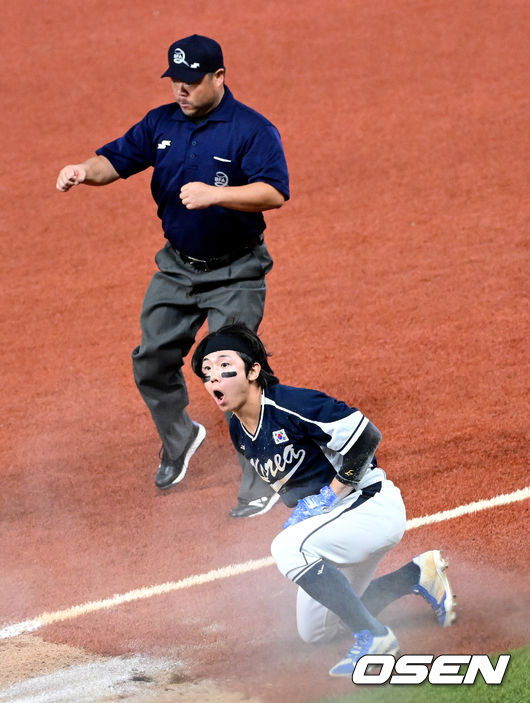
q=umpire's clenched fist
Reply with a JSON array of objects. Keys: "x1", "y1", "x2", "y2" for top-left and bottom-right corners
[
  {"x1": 56, "y1": 155, "x2": 119, "y2": 191},
  {"x1": 56, "y1": 164, "x2": 87, "y2": 191},
  {"x1": 179, "y1": 181, "x2": 220, "y2": 210}
]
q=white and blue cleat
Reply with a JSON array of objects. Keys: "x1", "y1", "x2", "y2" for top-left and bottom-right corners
[
  {"x1": 412, "y1": 550, "x2": 456, "y2": 627},
  {"x1": 329, "y1": 627, "x2": 400, "y2": 677}
]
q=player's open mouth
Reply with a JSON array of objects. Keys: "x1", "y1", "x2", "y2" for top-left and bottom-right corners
[{"x1": 213, "y1": 390, "x2": 225, "y2": 403}]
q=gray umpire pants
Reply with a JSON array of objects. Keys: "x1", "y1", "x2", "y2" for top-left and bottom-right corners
[{"x1": 132, "y1": 240, "x2": 275, "y2": 503}]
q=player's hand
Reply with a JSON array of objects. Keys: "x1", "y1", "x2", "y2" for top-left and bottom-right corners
[
  {"x1": 283, "y1": 486, "x2": 339, "y2": 529},
  {"x1": 56, "y1": 165, "x2": 87, "y2": 192},
  {"x1": 179, "y1": 182, "x2": 219, "y2": 209}
]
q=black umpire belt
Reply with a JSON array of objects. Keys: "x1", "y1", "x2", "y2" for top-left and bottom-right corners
[{"x1": 173, "y1": 235, "x2": 263, "y2": 272}]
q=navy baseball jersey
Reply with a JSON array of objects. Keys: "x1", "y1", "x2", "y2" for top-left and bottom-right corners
[
  {"x1": 96, "y1": 87, "x2": 290, "y2": 258},
  {"x1": 229, "y1": 384, "x2": 384, "y2": 508}
]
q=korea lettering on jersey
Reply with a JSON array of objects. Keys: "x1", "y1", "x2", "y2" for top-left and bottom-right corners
[{"x1": 229, "y1": 384, "x2": 381, "y2": 508}]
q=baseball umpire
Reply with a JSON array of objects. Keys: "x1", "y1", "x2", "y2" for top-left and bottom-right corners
[
  {"x1": 56, "y1": 35, "x2": 289, "y2": 517},
  {"x1": 192, "y1": 323, "x2": 456, "y2": 676}
]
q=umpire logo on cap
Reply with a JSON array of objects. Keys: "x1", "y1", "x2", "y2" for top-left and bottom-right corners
[
  {"x1": 162, "y1": 35, "x2": 223, "y2": 81},
  {"x1": 173, "y1": 48, "x2": 187, "y2": 64},
  {"x1": 172, "y1": 47, "x2": 201, "y2": 68}
]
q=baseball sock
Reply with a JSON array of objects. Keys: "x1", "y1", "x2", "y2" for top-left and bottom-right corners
[
  {"x1": 295, "y1": 560, "x2": 387, "y2": 636},
  {"x1": 361, "y1": 561, "x2": 420, "y2": 616}
]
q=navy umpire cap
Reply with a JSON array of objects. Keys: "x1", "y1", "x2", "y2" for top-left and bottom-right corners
[{"x1": 161, "y1": 34, "x2": 224, "y2": 82}]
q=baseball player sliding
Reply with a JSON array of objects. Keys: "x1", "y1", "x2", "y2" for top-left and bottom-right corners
[{"x1": 191, "y1": 323, "x2": 456, "y2": 677}]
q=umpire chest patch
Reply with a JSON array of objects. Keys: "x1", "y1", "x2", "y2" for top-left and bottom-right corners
[
  {"x1": 272, "y1": 429, "x2": 289, "y2": 444},
  {"x1": 214, "y1": 171, "x2": 229, "y2": 187}
]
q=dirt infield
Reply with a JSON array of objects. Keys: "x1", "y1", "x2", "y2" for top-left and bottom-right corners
[{"x1": 1, "y1": 0, "x2": 529, "y2": 701}]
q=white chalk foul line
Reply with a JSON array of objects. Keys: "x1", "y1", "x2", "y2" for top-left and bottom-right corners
[
  {"x1": 405, "y1": 485, "x2": 530, "y2": 529},
  {"x1": 1, "y1": 486, "x2": 528, "y2": 640}
]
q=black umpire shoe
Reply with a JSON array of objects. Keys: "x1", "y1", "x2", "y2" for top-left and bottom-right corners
[
  {"x1": 229, "y1": 492, "x2": 280, "y2": 518},
  {"x1": 155, "y1": 422, "x2": 206, "y2": 489}
]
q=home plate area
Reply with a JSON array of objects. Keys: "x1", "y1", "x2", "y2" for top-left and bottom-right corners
[{"x1": 0, "y1": 636, "x2": 258, "y2": 703}]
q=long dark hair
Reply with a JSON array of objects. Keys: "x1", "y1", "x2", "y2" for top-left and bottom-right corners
[{"x1": 191, "y1": 323, "x2": 279, "y2": 388}]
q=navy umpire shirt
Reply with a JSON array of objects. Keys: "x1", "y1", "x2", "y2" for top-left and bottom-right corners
[{"x1": 96, "y1": 87, "x2": 290, "y2": 258}]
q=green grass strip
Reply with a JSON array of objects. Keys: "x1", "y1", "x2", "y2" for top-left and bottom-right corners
[{"x1": 316, "y1": 646, "x2": 529, "y2": 703}]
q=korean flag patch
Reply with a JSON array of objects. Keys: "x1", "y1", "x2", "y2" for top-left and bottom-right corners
[{"x1": 272, "y1": 429, "x2": 289, "y2": 444}]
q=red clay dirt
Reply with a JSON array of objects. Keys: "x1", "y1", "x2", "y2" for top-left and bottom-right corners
[{"x1": 1, "y1": 1, "x2": 529, "y2": 702}]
